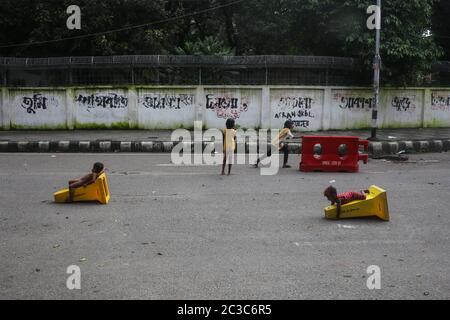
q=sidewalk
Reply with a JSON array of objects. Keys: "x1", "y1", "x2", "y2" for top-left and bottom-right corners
[{"x1": 1, "y1": 128, "x2": 450, "y2": 155}]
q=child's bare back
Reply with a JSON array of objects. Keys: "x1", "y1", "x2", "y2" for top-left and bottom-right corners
[{"x1": 67, "y1": 162, "x2": 104, "y2": 202}]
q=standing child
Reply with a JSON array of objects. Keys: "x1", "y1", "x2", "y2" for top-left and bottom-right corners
[
  {"x1": 254, "y1": 120, "x2": 294, "y2": 168},
  {"x1": 222, "y1": 118, "x2": 237, "y2": 175},
  {"x1": 68, "y1": 162, "x2": 104, "y2": 202},
  {"x1": 323, "y1": 185, "x2": 369, "y2": 218}
]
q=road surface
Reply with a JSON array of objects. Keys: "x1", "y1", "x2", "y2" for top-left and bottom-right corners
[{"x1": 0, "y1": 152, "x2": 449, "y2": 299}]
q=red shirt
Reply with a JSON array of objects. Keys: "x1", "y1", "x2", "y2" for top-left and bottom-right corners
[{"x1": 337, "y1": 191, "x2": 366, "y2": 205}]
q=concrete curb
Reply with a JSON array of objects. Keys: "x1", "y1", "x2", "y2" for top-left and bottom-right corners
[{"x1": 0, "y1": 140, "x2": 449, "y2": 154}]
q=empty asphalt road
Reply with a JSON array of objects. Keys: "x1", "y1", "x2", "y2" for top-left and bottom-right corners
[{"x1": 0, "y1": 152, "x2": 449, "y2": 299}]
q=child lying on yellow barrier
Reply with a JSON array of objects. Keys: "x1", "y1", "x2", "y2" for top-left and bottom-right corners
[
  {"x1": 54, "y1": 162, "x2": 110, "y2": 204},
  {"x1": 323, "y1": 185, "x2": 389, "y2": 221}
]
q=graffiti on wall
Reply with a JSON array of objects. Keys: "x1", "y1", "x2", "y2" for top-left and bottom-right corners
[
  {"x1": 20, "y1": 93, "x2": 59, "y2": 114},
  {"x1": 76, "y1": 93, "x2": 128, "y2": 112},
  {"x1": 391, "y1": 96, "x2": 416, "y2": 112},
  {"x1": 333, "y1": 92, "x2": 373, "y2": 110},
  {"x1": 334, "y1": 92, "x2": 418, "y2": 113},
  {"x1": 273, "y1": 96, "x2": 315, "y2": 128},
  {"x1": 206, "y1": 94, "x2": 249, "y2": 120},
  {"x1": 140, "y1": 93, "x2": 194, "y2": 110},
  {"x1": 431, "y1": 93, "x2": 450, "y2": 112}
]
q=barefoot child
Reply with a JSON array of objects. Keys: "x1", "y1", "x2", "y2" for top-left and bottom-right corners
[
  {"x1": 221, "y1": 118, "x2": 237, "y2": 175},
  {"x1": 323, "y1": 186, "x2": 369, "y2": 219},
  {"x1": 68, "y1": 162, "x2": 104, "y2": 202},
  {"x1": 254, "y1": 120, "x2": 294, "y2": 168}
]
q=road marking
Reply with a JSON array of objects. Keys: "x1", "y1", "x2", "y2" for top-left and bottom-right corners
[
  {"x1": 0, "y1": 171, "x2": 215, "y2": 176},
  {"x1": 0, "y1": 153, "x2": 170, "y2": 156},
  {"x1": 293, "y1": 239, "x2": 425, "y2": 246},
  {"x1": 0, "y1": 153, "x2": 278, "y2": 157},
  {"x1": 157, "y1": 163, "x2": 219, "y2": 167},
  {"x1": 337, "y1": 224, "x2": 356, "y2": 229}
]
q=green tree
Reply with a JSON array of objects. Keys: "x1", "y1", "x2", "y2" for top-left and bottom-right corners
[
  {"x1": 280, "y1": 0, "x2": 443, "y2": 85},
  {"x1": 432, "y1": 0, "x2": 450, "y2": 60},
  {"x1": 0, "y1": 0, "x2": 446, "y2": 86},
  {"x1": 341, "y1": 0, "x2": 442, "y2": 86},
  {"x1": 175, "y1": 36, "x2": 232, "y2": 55},
  {"x1": 0, "y1": 0, "x2": 169, "y2": 56}
]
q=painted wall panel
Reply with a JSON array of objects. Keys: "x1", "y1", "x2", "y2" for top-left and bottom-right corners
[
  {"x1": 9, "y1": 90, "x2": 66, "y2": 129},
  {"x1": 330, "y1": 89, "x2": 373, "y2": 130},
  {"x1": 381, "y1": 90, "x2": 423, "y2": 128},
  {"x1": 73, "y1": 89, "x2": 129, "y2": 128},
  {"x1": 1, "y1": 86, "x2": 450, "y2": 131},
  {"x1": 137, "y1": 88, "x2": 196, "y2": 129},
  {"x1": 424, "y1": 90, "x2": 450, "y2": 127},
  {"x1": 203, "y1": 88, "x2": 262, "y2": 129},
  {"x1": 270, "y1": 89, "x2": 323, "y2": 131}
]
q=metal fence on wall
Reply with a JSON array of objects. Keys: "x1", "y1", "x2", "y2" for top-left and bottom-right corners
[
  {"x1": 0, "y1": 55, "x2": 367, "y2": 87},
  {"x1": 0, "y1": 55, "x2": 449, "y2": 87}
]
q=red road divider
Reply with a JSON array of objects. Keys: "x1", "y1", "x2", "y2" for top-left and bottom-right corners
[{"x1": 300, "y1": 136, "x2": 369, "y2": 173}]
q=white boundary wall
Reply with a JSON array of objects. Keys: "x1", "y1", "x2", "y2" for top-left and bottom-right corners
[{"x1": 1, "y1": 86, "x2": 450, "y2": 130}]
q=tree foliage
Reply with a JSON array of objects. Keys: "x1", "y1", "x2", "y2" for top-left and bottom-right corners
[
  {"x1": 175, "y1": 36, "x2": 232, "y2": 55},
  {"x1": 0, "y1": 0, "x2": 447, "y2": 85},
  {"x1": 432, "y1": 0, "x2": 450, "y2": 60}
]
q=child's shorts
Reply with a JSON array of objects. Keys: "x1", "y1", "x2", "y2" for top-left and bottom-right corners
[{"x1": 224, "y1": 150, "x2": 234, "y2": 164}]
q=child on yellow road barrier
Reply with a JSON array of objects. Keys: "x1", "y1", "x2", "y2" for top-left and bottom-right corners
[
  {"x1": 254, "y1": 120, "x2": 294, "y2": 168},
  {"x1": 68, "y1": 162, "x2": 104, "y2": 202},
  {"x1": 323, "y1": 186, "x2": 369, "y2": 218},
  {"x1": 221, "y1": 118, "x2": 237, "y2": 175}
]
